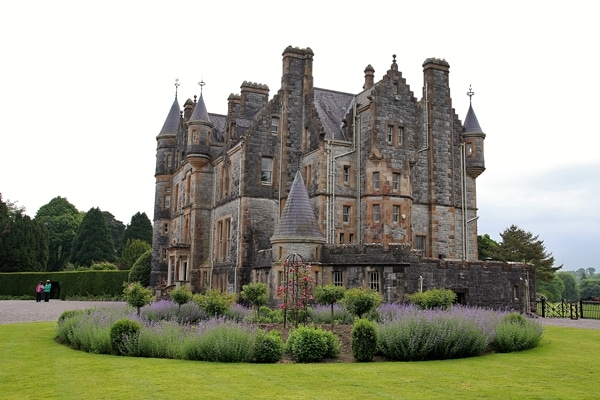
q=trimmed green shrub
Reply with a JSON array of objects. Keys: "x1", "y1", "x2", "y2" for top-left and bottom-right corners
[
  {"x1": 351, "y1": 318, "x2": 378, "y2": 362},
  {"x1": 406, "y1": 288, "x2": 457, "y2": 310},
  {"x1": 254, "y1": 329, "x2": 284, "y2": 363},
  {"x1": 285, "y1": 326, "x2": 341, "y2": 363},
  {"x1": 110, "y1": 318, "x2": 142, "y2": 356},
  {"x1": 128, "y1": 250, "x2": 151, "y2": 287}
]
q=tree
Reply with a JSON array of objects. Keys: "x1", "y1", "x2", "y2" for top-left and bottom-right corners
[
  {"x1": 102, "y1": 211, "x2": 125, "y2": 256},
  {"x1": 121, "y1": 212, "x2": 152, "y2": 250},
  {"x1": 70, "y1": 207, "x2": 116, "y2": 267},
  {"x1": 118, "y1": 239, "x2": 151, "y2": 270},
  {"x1": 0, "y1": 212, "x2": 48, "y2": 272},
  {"x1": 170, "y1": 285, "x2": 193, "y2": 311},
  {"x1": 0, "y1": 195, "x2": 48, "y2": 272},
  {"x1": 579, "y1": 279, "x2": 600, "y2": 299},
  {"x1": 128, "y1": 249, "x2": 152, "y2": 287},
  {"x1": 494, "y1": 225, "x2": 561, "y2": 283},
  {"x1": 556, "y1": 272, "x2": 579, "y2": 301},
  {"x1": 240, "y1": 282, "x2": 269, "y2": 321},
  {"x1": 537, "y1": 275, "x2": 565, "y2": 301},
  {"x1": 477, "y1": 234, "x2": 500, "y2": 260},
  {"x1": 35, "y1": 196, "x2": 80, "y2": 271},
  {"x1": 342, "y1": 288, "x2": 382, "y2": 319},
  {"x1": 315, "y1": 284, "x2": 346, "y2": 330},
  {"x1": 123, "y1": 282, "x2": 155, "y2": 316}
]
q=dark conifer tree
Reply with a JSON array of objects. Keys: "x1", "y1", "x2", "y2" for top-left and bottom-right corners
[
  {"x1": 70, "y1": 207, "x2": 116, "y2": 267},
  {"x1": 121, "y1": 212, "x2": 152, "y2": 249}
]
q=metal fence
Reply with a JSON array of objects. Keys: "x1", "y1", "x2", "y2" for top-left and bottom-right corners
[{"x1": 536, "y1": 298, "x2": 600, "y2": 319}]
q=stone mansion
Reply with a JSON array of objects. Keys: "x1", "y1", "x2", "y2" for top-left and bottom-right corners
[{"x1": 150, "y1": 46, "x2": 534, "y2": 309}]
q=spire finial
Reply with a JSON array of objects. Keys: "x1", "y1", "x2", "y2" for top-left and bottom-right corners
[
  {"x1": 174, "y1": 78, "x2": 180, "y2": 99},
  {"x1": 467, "y1": 85, "x2": 474, "y2": 104},
  {"x1": 198, "y1": 79, "x2": 205, "y2": 96}
]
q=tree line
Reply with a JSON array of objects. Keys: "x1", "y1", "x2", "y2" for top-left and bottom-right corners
[
  {"x1": 478, "y1": 224, "x2": 600, "y2": 301},
  {"x1": 0, "y1": 194, "x2": 152, "y2": 273}
]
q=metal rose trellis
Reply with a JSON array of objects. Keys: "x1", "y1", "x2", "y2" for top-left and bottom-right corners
[{"x1": 277, "y1": 253, "x2": 315, "y2": 328}]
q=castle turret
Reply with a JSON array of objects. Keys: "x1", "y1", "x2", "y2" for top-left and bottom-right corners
[
  {"x1": 462, "y1": 87, "x2": 486, "y2": 178},
  {"x1": 151, "y1": 87, "x2": 181, "y2": 287},
  {"x1": 271, "y1": 171, "x2": 325, "y2": 261},
  {"x1": 186, "y1": 87, "x2": 212, "y2": 169}
]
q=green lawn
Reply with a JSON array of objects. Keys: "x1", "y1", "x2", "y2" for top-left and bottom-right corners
[{"x1": 1, "y1": 322, "x2": 598, "y2": 399}]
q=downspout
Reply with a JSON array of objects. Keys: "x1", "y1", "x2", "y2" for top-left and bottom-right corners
[
  {"x1": 354, "y1": 100, "x2": 362, "y2": 244},
  {"x1": 325, "y1": 140, "x2": 332, "y2": 243},
  {"x1": 460, "y1": 142, "x2": 467, "y2": 260},
  {"x1": 332, "y1": 139, "x2": 358, "y2": 243},
  {"x1": 209, "y1": 162, "x2": 216, "y2": 288},
  {"x1": 236, "y1": 140, "x2": 245, "y2": 293}
]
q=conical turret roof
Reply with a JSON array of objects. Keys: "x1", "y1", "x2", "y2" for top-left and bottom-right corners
[
  {"x1": 464, "y1": 103, "x2": 483, "y2": 133},
  {"x1": 158, "y1": 98, "x2": 181, "y2": 136},
  {"x1": 190, "y1": 94, "x2": 210, "y2": 122},
  {"x1": 272, "y1": 171, "x2": 324, "y2": 241}
]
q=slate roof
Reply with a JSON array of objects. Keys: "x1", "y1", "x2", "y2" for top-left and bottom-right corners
[
  {"x1": 464, "y1": 103, "x2": 483, "y2": 133},
  {"x1": 190, "y1": 94, "x2": 210, "y2": 122},
  {"x1": 314, "y1": 88, "x2": 354, "y2": 141},
  {"x1": 158, "y1": 97, "x2": 181, "y2": 136},
  {"x1": 272, "y1": 171, "x2": 325, "y2": 241}
]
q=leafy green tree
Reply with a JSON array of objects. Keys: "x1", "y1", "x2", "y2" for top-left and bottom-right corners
[
  {"x1": 315, "y1": 284, "x2": 346, "y2": 330},
  {"x1": 477, "y1": 233, "x2": 500, "y2": 260},
  {"x1": 119, "y1": 239, "x2": 151, "y2": 270},
  {"x1": 240, "y1": 282, "x2": 269, "y2": 321},
  {"x1": 102, "y1": 211, "x2": 125, "y2": 256},
  {"x1": 70, "y1": 207, "x2": 116, "y2": 267},
  {"x1": 121, "y1": 212, "x2": 152, "y2": 250},
  {"x1": 557, "y1": 272, "x2": 579, "y2": 301},
  {"x1": 579, "y1": 279, "x2": 600, "y2": 298},
  {"x1": 342, "y1": 288, "x2": 382, "y2": 319},
  {"x1": 494, "y1": 225, "x2": 561, "y2": 283},
  {"x1": 170, "y1": 285, "x2": 193, "y2": 310},
  {"x1": 537, "y1": 275, "x2": 565, "y2": 301},
  {"x1": 128, "y1": 249, "x2": 152, "y2": 287},
  {"x1": 34, "y1": 196, "x2": 80, "y2": 271},
  {"x1": 192, "y1": 289, "x2": 235, "y2": 317},
  {"x1": 123, "y1": 282, "x2": 155, "y2": 316}
]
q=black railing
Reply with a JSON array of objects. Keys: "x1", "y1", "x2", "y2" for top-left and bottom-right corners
[{"x1": 536, "y1": 298, "x2": 600, "y2": 319}]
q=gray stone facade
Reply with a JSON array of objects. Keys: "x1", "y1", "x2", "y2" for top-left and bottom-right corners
[{"x1": 150, "y1": 46, "x2": 535, "y2": 310}]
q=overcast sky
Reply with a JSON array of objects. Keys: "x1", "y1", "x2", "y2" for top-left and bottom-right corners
[{"x1": 1, "y1": 1, "x2": 598, "y2": 271}]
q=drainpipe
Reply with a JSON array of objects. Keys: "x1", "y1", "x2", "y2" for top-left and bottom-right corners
[{"x1": 235, "y1": 140, "x2": 245, "y2": 293}]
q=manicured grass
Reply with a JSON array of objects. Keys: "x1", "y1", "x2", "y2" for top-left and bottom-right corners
[{"x1": 1, "y1": 322, "x2": 599, "y2": 399}]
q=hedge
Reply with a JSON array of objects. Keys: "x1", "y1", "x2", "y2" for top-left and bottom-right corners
[{"x1": 0, "y1": 271, "x2": 130, "y2": 299}]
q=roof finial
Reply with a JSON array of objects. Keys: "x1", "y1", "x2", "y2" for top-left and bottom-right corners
[
  {"x1": 391, "y1": 54, "x2": 398, "y2": 71},
  {"x1": 198, "y1": 79, "x2": 205, "y2": 96},
  {"x1": 467, "y1": 85, "x2": 474, "y2": 104},
  {"x1": 174, "y1": 78, "x2": 180, "y2": 99}
]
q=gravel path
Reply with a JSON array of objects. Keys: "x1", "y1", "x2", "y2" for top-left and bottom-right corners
[
  {"x1": 0, "y1": 300, "x2": 127, "y2": 324},
  {"x1": 1, "y1": 300, "x2": 600, "y2": 329}
]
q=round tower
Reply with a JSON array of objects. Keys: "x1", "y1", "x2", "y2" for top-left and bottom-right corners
[
  {"x1": 186, "y1": 82, "x2": 212, "y2": 170},
  {"x1": 151, "y1": 84, "x2": 181, "y2": 287},
  {"x1": 462, "y1": 86, "x2": 486, "y2": 178}
]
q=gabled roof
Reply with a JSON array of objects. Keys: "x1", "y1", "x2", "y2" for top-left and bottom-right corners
[
  {"x1": 158, "y1": 98, "x2": 181, "y2": 136},
  {"x1": 272, "y1": 171, "x2": 325, "y2": 241},
  {"x1": 314, "y1": 88, "x2": 354, "y2": 141},
  {"x1": 464, "y1": 103, "x2": 483, "y2": 133}
]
